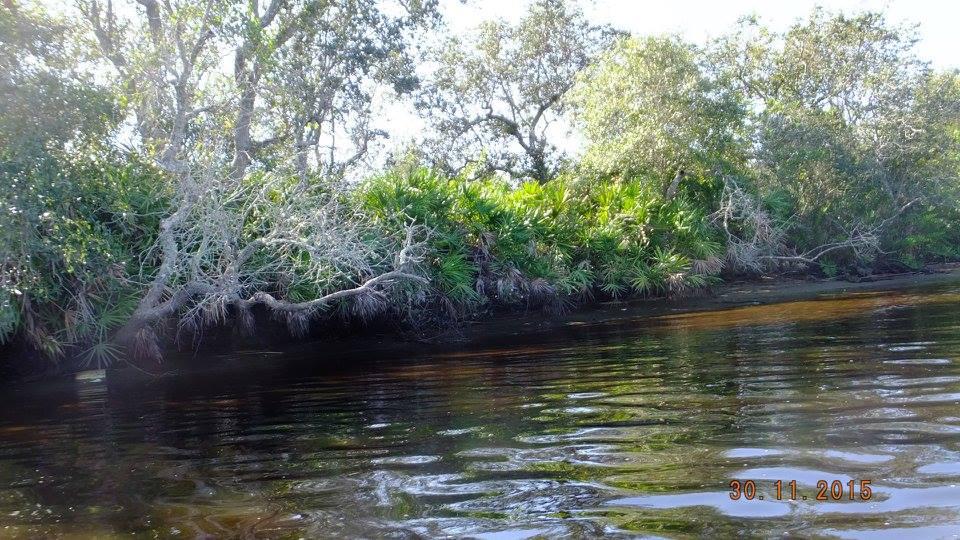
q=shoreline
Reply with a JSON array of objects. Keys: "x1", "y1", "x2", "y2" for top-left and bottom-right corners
[
  {"x1": 123, "y1": 265, "x2": 960, "y2": 381},
  {"x1": 5, "y1": 266, "x2": 960, "y2": 389},
  {"x1": 452, "y1": 264, "x2": 960, "y2": 341}
]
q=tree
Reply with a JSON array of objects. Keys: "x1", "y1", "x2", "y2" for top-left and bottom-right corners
[
  {"x1": 0, "y1": 1, "x2": 149, "y2": 363},
  {"x1": 111, "y1": 172, "x2": 428, "y2": 360},
  {"x1": 72, "y1": 0, "x2": 439, "y2": 360},
  {"x1": 227, "y1": 0, "x2": 439, "y2": 182},
  {"x1": 569, "y1": 35, "x2": 745, "y2": 189},
  {"x1": 421, "y1": 0, "x2": 613, "y2": 183},
  {"x1": 0, "y1": 2, "x2": 116, "y2": 153},
  {"x1": 709, "y1": 9, "x2": 960, "y2": 266}
]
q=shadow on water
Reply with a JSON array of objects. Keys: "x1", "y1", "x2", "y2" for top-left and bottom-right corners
[{"x1": 1, "y1": 282, "x2": 960, "y2": 537}]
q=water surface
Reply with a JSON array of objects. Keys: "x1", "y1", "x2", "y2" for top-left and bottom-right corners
[{"x1": 2, "y1": 283, "x2": 960, "y2": 538}]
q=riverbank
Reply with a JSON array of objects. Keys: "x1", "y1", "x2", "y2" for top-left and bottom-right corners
[
  {"x1": 4, "y1": 265, "x2": 960, "y2": 387},
  {"x1": 91, "y1": 265, "x2": 960, "y2": 384},
  {"x1": 425, "y1": 264, "x2": 960, "y2": 348}
]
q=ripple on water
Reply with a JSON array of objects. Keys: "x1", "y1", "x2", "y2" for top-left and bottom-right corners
[
  {"x1": 606, "y1": 491, "x2": 793, "y2": 519},
  {"x1": 821, "y1": 450, "x2": 895, "y2": 464},
  {"x1": 437, "y1": 427, "x2": 483, "y2": 436},
  {"x1": 4, "y1": 283, "x2": 960, "y2": 537},
  {"x1": 724, "y1": 447, "x2": 787, "y2": 459},
  {"x1": 917, "y1": 462, "x2": 960, "y2": 476},
  {"x1": 814, "y1": 485, "x2": 960, "y2": 514},
  {"x1": 884, "y1": 358, "x2": 954, "y2": 365},
  {"x1": 370, "y1": 455, "x2": 442, "y2": 466},
  {"x1": 823, "y1": 525, "x2": 960, "y2": 540}
]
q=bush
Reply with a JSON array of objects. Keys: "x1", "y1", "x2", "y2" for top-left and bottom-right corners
[
  {"x1": 0, "y1": 147, "x2": 168, "y2": 365},
  {"x1": 356, "y1": 165, "x2": 724, "y2": 316}
]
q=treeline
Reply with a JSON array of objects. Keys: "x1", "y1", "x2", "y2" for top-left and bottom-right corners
[{"x1": 1, "y1": 0, "x2": 958, "y2": 370}]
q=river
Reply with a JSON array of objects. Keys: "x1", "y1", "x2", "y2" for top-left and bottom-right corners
[{"x1": 1, "y1": 280, "x2": 960, "y2": 538}]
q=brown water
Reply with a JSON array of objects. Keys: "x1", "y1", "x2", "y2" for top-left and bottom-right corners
[{"x1": 2, "y1": 283, "x2": 960, "y2": 538}]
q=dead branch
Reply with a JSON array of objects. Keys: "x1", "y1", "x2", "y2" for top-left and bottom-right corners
[
  {"x1": 710, "y1": 176, "x2": 918, "y2": 273},
  {"x1": 115, "y1": 171, "x2": 429, "y2": 358}
]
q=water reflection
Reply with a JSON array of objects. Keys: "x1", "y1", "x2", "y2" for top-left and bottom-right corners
[{"x1": 1, "y1": 284, "x2": 960, "y2": 537}]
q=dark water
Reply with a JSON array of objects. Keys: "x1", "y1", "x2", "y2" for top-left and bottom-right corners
[{"x1": 2, "y1": 284, "x2": 960, "y2": 538}]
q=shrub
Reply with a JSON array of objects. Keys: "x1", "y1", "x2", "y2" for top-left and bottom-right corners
[
  {"x1": 356, "y1": 165, "x2": 725, "y2": 315},
  {"x1": 0, "y1": 147, "x2": 168, "y2": 365}
]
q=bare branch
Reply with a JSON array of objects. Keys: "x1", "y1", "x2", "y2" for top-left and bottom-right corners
[
  {"x1": 712, "y1": 176, "x2": 920, "y2": 273},
  {"x1": 114, "y1": 171, "x2": 430, "y2": 357}
]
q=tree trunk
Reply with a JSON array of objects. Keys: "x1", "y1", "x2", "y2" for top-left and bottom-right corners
[{"x1": 665, "y1": 169, "x2": 685, "y2": 201}]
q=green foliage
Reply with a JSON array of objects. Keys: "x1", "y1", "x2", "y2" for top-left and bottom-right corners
[
  {"x1": 0, "y1": 148, "x2": 168, "y2": 362},
  {"x1": 358, "y1": 165, "x2": 725, "y2": 313},
  {"x1": 423, "y1": 0, "x2": 615, "y2": 181},
  {"x1": 0, "y1": 3, "x2": 117, "y2": 153},
  {"x1": 3, "y1": 1, "x2": 960, "y2": 369},
  {"x1": 568, "y1": 9, "x2": 960, "y2": 272},
  {"x1": 709, "y1": 10, "x2": 960, "y2": 268},
  {"x1": 570, "y1": 35, "x2": 745, "y2": 187}
]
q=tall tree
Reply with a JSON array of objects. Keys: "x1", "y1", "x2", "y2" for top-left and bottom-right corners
[
  {"x1": 260, "y1": 0, "x2": 433, "y2": 182},
  {"x1": 0, "y1": 1, "x2": 160, "y2": 363},
  {"x1": 709, "y1": 10, "x2": 960, "y2": 260},
  {"x1": 73, "y1": 0, "x2": 439, "y2": 359},
  {"x1": 569, "y1": 35, "x2": 745, "y2": 189},
  {"x1": 421, "y1": 0, "x2": 614, "y2": 182},
  {"x1": 0, "y1": 1, "x2": 116, "y2": 153}
]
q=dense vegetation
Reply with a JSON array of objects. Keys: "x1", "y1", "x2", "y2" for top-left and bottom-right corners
[
  {"x1": 359, "y1": 166, "x2": 722, "y2": 311},
  {"x1": 1, "y1": 0, "x2": 958, "y2": 372}
]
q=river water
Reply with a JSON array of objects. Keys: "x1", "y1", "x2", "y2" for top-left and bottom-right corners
[{"x1": 2, "y1": 282, "x2": 960, "y2": 538}]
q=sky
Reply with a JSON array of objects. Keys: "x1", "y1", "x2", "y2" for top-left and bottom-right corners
[
  {"x1": 376, "y1": 0, "x2": 960, "y2": 161},
  {"x1": 446, "y1": 0, "x2": 959, "y2": 70}
]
